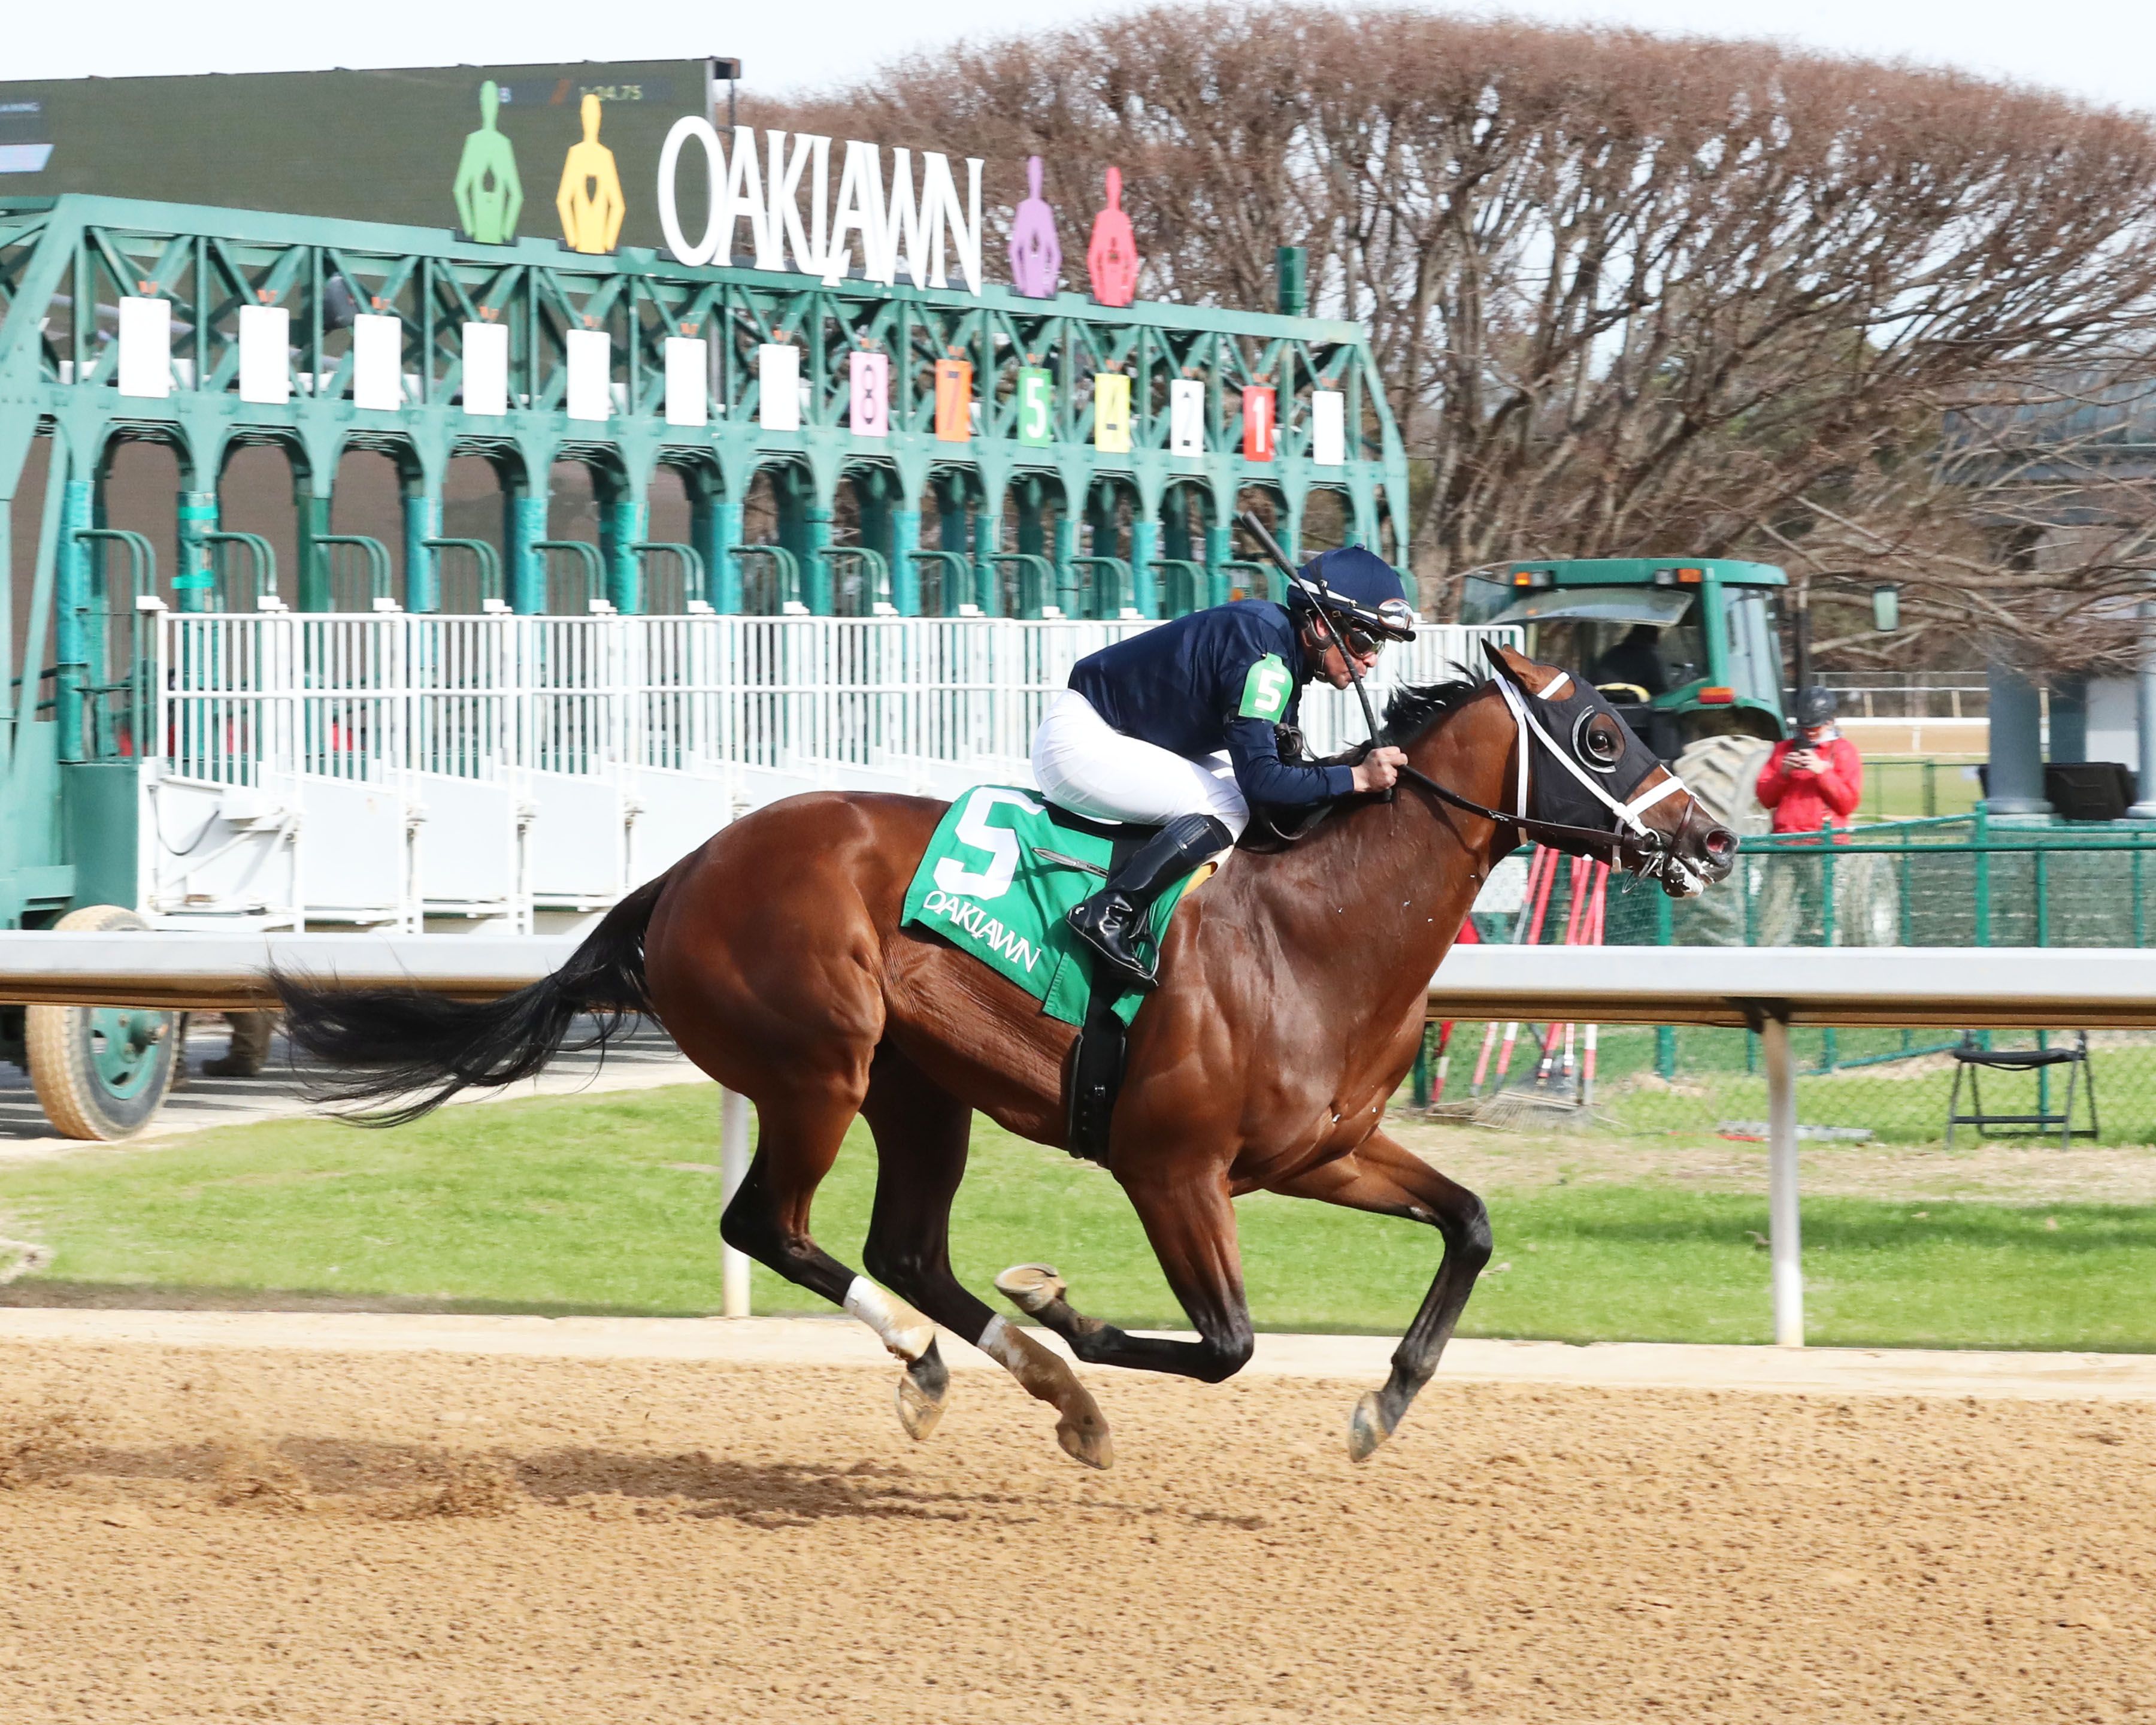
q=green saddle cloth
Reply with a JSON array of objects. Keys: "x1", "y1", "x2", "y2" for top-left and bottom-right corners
[{"x1": 900, "y1": 785, "x2": 1200, "y2": 1027}]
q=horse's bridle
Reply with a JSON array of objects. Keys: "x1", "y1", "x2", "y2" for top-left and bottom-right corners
[{"x1": 1394, "y1": 673, "x2": 1702, "y2": 889}]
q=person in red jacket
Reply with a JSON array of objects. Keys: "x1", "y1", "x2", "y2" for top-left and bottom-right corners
[{"x1": 1755, "y1": 686, "x2": 1863, "y2": 833}]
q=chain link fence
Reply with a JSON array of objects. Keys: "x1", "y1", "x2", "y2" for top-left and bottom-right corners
[{"x1": 1424, "y1": 819, "x2": 2156, "y2": 1145}]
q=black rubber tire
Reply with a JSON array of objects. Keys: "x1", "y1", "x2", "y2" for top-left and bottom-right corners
[
  {"x1": 1667, "y1": 737, "x2": 1774, "y2": 946},
  {"x1": 25, "y1": 906, "x2": 181, "y2": 1141},
  {"x1": 1673, "y1": 734, "x2": 1775, "y2": 837}
]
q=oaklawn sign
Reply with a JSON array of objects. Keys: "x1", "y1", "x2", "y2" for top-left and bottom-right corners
[{"x1": 659, "y1": 122, "x2": 984, "y2": 294}]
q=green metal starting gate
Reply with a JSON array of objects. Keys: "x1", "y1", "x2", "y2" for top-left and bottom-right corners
[{"x1": 0, "y1": 190, "x2": 1413, "y2": 934}]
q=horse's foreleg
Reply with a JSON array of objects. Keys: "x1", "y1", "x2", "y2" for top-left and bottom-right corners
[
  {"x1": 997, "y1": 1166, "x2": 1255, "y2": 1384},
  {"x1": 861, "y1": 1048, "x2": 1111, "y2": 1467},
  {"x1": 1266, "y1": 1129, "x2": 1491, "y2": 1461}
]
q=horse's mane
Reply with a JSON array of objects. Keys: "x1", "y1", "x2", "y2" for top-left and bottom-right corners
[{"x1": 1378, "y1": 676, "x2": 1483, "y2": 746}]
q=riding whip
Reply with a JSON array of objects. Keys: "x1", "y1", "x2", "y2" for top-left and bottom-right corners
[{"x1": 1235, "y1": 512, "x2": 1386, "y2": 749}]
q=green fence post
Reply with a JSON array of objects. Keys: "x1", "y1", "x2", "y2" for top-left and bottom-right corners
[
  {"x1": 1641, "y1": 879, "x2": 1675, "y2": 1076},
  {"x1": 175, "y1": 491, "x2": 218, "y2": 614},
  {"x1": 2136, "y1": 846, "x2": 2146, "y2": 947},
  {"x1": 2034, "y1": 849, "x2": 2050, "y2": 948},
  {"x1": 1975, "y1": 844, "x2": 1992, "y2": 948},
  {"x1": 1818, "y1": 845, "x2": 1837, "y2": 1070},
  {"x1": 402, "y1": 491, "x2": 441, "y2": 612}
]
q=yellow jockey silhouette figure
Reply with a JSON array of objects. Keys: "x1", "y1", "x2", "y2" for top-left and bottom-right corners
[{"x1": 555, "y1": 93, "x2": 625, "y2": 254}]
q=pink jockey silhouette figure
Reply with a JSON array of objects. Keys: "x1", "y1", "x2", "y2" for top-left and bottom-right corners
[
  {"x1": 1086, "y1": 166, "x2": 1138, "y2": 308},
  {"x1": 1008, "y1": 155, "x2": 1061, "y2": 299}
]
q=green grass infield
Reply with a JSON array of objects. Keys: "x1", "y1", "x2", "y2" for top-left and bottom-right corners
[{"x1": 1, "y1": 1084, "x2": 2151, "y2": 1352}]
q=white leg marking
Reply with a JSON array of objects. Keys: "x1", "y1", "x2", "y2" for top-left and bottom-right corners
[
  {"x1": 977, "y1": 1314, "x2": 1026, "y2": 1372},
  {"x1": 977, "y1": 1316, "x2": 1113, "y2": 1470},
  {"x1": 843, "y1": 1275, "x2": 937, "y2": 1363}
]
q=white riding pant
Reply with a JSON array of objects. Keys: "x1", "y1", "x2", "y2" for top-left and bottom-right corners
[{"x1": 1030, "y1": 689, "x2": 1250, "y2": 838}]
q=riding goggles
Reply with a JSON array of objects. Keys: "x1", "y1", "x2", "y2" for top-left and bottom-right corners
[{"x1": 1313, "y1": 595, "x2": 1418, "y2": 657}]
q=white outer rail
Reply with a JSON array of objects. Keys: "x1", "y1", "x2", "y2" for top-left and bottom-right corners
[
  {"x1": 1, "y1": 935, "x2": 2151, "y2": 1343},
  {"x1": 1426, "y1": 943, "x2": 2156, "y2": 1347},
  {"x1": 1425, "y1": 943, "x2": 2156, "y2": 1030},
  {"x1": 0, "y1": 933, "x2": 580, "y2": 1009}
]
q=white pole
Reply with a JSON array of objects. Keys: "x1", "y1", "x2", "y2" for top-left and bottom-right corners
[
  {"x1": 1760, "y1": 1012, "x2": 1804, "y2": 1347},
  {"x1": 719, "y1": 1086, "x2": 752, "y2": 1317}
]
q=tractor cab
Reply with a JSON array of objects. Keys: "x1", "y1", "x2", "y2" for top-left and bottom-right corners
[{"x1": 1459, "y1": 558, "x2": 1789, "y2": 762}]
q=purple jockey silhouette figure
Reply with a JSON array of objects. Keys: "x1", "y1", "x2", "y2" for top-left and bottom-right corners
[
  {"x1": 1009, "y1": 155, "x2": 1062, "y2": 299},
  {"x1": 1086, "y1": 165, "x2": 1138, "y2": 308}
]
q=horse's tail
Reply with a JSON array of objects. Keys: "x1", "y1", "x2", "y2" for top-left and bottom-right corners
[{"x1": 273, "y1": 871, "x2": 671, "y2": 1126}]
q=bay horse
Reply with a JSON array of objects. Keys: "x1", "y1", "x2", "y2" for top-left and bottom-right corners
[{"x1": 277, "y1": 644, "x2": 1735, "y2": 1469}]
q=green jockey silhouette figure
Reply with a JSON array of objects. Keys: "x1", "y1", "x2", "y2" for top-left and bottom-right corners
[{"x1": 453, "y1": 81, "x2": 523, "y2": 244}]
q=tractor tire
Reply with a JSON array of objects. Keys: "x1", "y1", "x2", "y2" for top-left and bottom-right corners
[
  {"x1": 26, "y1": 906, "x2": 182, "y2": 1141},
  {"x1": 1671, "y1": 734, "x2": 1775, "y2": 836},
  {"x1": 1666, "y1": 736, "x2": 1774, "y2": 946}
]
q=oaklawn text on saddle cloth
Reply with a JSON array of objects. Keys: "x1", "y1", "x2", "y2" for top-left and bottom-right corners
[{"x1": 900, "y1": 785, "x2": 1203, "y2": 1025}]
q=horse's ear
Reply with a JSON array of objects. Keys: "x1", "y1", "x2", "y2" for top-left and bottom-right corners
[
  {"x1": 1483, "y1": 640, "x2": 1531, "y2": 684},
  {"x1": 1484, "y1": 640, "x2": 1562, "y2": 695}
]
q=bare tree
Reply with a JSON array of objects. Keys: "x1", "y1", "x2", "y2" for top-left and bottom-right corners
[{"x1": 771, "y1": 7, "x2": 2156, "y2": 668}]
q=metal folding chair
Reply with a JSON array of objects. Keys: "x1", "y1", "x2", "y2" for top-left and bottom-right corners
[{"x1": 1945, "y1": 1031, "x2": 2098, "y2": 1148}]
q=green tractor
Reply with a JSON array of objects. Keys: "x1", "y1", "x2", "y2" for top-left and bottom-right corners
[{"x1": 1458, "y1": 557, "x2": 1788, "y2": 833}]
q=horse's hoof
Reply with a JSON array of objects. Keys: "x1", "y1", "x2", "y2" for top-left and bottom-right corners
[
  {"x1": 1348, "y1": 1390, "x2": 1394, "y2": 1463},
  {"x1": 1055, "y1": 1408, "x2": 1114, "y2": 1470},
  {"x1": 895, "y1": 1346, "x2": 950, "y2": 1443},
  {"x1": 995, "y1": 1263, "x2": 1067, "y2": 1317},
  {"x1": 895, "y1": 1373, "x2": 946, "y2": 1443}
]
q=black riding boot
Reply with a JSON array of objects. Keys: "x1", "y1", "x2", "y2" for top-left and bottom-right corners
[{"x1": 1065, "y1": 813, "x2": 1233, "y2": 992}]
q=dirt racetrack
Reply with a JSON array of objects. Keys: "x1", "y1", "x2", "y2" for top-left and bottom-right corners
[{"x1": 2, "y1": 1339, "x2": 2151, "y2": 1724}]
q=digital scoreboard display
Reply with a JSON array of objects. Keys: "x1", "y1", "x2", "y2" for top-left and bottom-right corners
[{"x1": 0, "y1": 59, "x2": 733, "y2": 254}]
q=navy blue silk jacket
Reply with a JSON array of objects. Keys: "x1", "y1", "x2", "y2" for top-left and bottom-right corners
[{"x1": 1065, "y1": 600, "x2": 1355, "y2": 807}]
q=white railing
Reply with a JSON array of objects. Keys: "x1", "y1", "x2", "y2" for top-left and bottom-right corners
[
  {"x1": 0, "y1": 934, "x2": 2132, "y2": 1334},
  {"x1": 144, "y1": 613, "x2": 1519, "y2": 933}
]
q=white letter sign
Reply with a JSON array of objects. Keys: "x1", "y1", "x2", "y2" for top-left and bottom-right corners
[
  {"x1": 657, "y1": 117, "x2": 725, "y2": 265},
  {"x1": 1170, "y1": 378, "x2": 1205, "y2": 456},
  {"x1": 759, "y1": 343, "x2": 801, "y2": 431},
  {"x1": 352, "y1": 313, "x2": 403, "y2": 411},
  {"x1": 238, "y1": 304, "x2": 290, "y2": 405},
  {"x1": 462, "y1": 322, "x2": 508, "y2": 416},
  {"x1": 664, "y1": 337, "x2": 708, "y2": 426},
  {"x1": 116, "y1": 295, "x2": 172, "y2": 399},
  {"x1": 565, "y1": 328, "x2": 611, "y2": 422},
  {"x1": 1312, "y1": 389, "x2": 1346, "y2": 467},
  {"x1": 661, "y1": 120, "x2": 990, "y2": 298}
]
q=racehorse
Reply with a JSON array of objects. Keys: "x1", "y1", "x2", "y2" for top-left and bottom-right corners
[{"x1": 277, "y1": 644, "x2": 1736, "y2": 1469}]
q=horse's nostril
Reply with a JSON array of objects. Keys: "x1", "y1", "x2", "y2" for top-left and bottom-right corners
[{"x1": 1704, "y1": 826, "x2": 1737, "y2": 858}]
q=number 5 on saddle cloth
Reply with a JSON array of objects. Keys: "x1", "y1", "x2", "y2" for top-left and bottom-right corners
[{"x1": 900, "y1": 785, "x2": 1212, "y2": 1159}]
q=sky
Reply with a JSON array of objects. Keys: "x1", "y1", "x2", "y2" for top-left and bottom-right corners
[{"x1": 6, "y1": 0, "x2": 2156, "y2": 116}]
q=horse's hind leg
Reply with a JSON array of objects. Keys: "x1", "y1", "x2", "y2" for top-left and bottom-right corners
[
  {"x1": 995, "y1": 1163, "x2": 1256, "y2": 1384},
  {"x1": 1265, "y1": 1128, "x2": 1490, "y2": 1461},
  {"x1": 719, "y1": 1088, "x2": 940, "y2": 1406},
  {"x1": 860, "y1": 1046, "x2": 1111, "y2": 1469}
]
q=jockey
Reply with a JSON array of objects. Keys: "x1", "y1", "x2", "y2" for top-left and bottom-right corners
[{"x1": 1033, "y1": 544, "x2": 1419, "y2": 990}]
